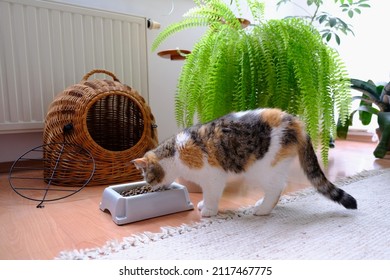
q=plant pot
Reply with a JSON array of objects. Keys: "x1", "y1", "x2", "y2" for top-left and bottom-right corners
[
  {"x1": 99, "y1": 181, "x2": 194, "y2": 225},
  {"x1": 374, "y1": 112, "x2": 390, "y2": 158}
]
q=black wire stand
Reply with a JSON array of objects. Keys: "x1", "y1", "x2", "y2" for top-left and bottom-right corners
[{"x1": 8, "y1": 124, "x2": 95, "y2": 208}]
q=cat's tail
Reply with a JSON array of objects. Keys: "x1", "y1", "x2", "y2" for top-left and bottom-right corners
[{"x1": 298, "y1": 135, "x2": 357, "y2": 210}]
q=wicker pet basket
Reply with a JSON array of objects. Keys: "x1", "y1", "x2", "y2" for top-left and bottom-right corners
[{"x1": 43, "y1": 69, "x2": 158, "y2": 185}]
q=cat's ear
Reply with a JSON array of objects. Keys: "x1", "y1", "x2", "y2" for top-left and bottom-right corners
[{"x1": 131, "y1": 158, "x2": 148, "y2": 170}]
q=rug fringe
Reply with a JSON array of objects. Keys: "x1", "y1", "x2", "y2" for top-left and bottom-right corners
[{"x1": 335, "y1": 168, "x2": 388, "y2": 186}]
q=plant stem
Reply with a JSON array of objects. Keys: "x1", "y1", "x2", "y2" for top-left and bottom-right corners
[{"x1": 310, "y1": 5, "x2": 320, "y2": 24}]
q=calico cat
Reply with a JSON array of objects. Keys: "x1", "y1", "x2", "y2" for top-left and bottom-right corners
[{"x1": 132, "y1": 108, "x2": 357, "y2": 217}]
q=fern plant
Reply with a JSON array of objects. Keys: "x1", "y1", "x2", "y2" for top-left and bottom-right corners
[{"x1": 152, "y1": 0, "x2": 351, "y2": 164}]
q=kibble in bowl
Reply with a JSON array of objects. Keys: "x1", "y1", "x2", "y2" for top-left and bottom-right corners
[{"x1": 120, "y1": 184, "x2": 167, "y2": 197}]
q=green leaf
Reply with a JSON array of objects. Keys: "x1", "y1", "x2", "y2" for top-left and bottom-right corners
[
  {"x1": 356, "y1": 105, "x2": 380, "y2": 116},
  {"x1": 359, "y1": 98, "x2": 373, "y2": 125},
  {"x1": 351, "y1": 95, "x2": 374, "y2": 104},
  {"x1": 318, "y1": 14, "x2": 327, "y2": 23},
  {"x1": 337, "y1": 18, "x2": 350, "y2": 28},
  {"x1": 348, "y1": 10, "x2": 354, "y2": 18},
  {"x1": 377, "y1": 85, "x2": 385, "y2": 95},
  {"x1": 351, "y1": 107, "x2": 378, "y2": 129},
  {"x1": 335, "y1": 34, "x2": 341, "y2": 45},
  {"x1": 350, "y1": 78, "x2": 382, "y2": 101},
  {"x1": 329, "y1": 17, "x2": 337, "y2": 27}
]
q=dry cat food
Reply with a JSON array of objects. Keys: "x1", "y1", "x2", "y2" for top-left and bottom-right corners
[{"x1": 120, "y1": 184, "x2": 166, "y2": 197}]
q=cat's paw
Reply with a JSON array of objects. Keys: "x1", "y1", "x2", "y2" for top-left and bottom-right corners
[
  {"x1": 200, "y1": 207, "x2": 218, "y2": 217},
  {"x1": 253, "y1": 206, "x2": 272, "y2": 216},
  {"x1": 253, "y1": 198, "x2": 272, "y2": 215},
  {"x1": 255, "y1": 198, "x2": 264, "y2": 207},
  {"x1": 198, "y1": 201, "x2": 218, "y2": 217}
]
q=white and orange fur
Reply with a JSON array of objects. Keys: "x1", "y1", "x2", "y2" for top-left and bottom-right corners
[{"x1": 133, "y1": 108, "x2": 357, "y2": 217}]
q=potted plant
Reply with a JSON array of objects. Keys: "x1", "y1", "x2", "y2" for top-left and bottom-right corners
[
  {"x1": 337, "y1": 79, "x2": 390, "y2": 158},
  {"x1": 151, "y1": 0, "x2": 353, "y2": 164}
]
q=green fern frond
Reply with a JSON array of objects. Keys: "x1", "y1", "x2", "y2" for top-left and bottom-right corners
[
  {"x1": 247, "y1": 0, "x2": 265, "y2": 23},
  {"x1": 234, "y1": 41, "x2": 250, "y2": 111},
  {"x1": 152, "y1": 0, "x2": 243, "y2": 52},
  {"x1": 328, "y1": 49, "x2": 351, "y2": 126},
  {"x1": 265, "y1": 20, "x2": 291, "y2": 110},
  {"x1": 204, "y1": 0, "x2": 240, "y2": 29},
  {"x1": 202, "y1": 26, "x2": 241, "y2": 121},
  {"x1": 175, "y1": 29, "x2": 216, "y2": 127},
  {"x1": 244, "y1": 33, "x2": 260, "y2": 109},
  {"x1": 151, "y1": 17, "x2": 211, "y2": 52},
  {"x1": 255, "y1": 27, "x2": 277, "y2": 108},
  {"x1": 288, "y1": 20, "x2": 321, "y2": 145}
]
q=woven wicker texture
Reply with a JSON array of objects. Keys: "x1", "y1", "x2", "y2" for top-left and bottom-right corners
[{"x1": 43, "y1": 69, "x2": 158, "y2": 185}]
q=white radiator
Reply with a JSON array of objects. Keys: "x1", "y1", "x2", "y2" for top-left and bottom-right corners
[{"x1": 0, "y1": 0, "x2": 149, "y2": 134}]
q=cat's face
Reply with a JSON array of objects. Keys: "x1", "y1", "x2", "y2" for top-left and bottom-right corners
[{"x1": 132, "y1": 152, "x2": 171, "y2": 190}]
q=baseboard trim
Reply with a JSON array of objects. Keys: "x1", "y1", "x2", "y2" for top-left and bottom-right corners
[
  {"x1": 344, "y1": 129, "x2": 376, "y2": 143},
  {"x1": 0, "y1": 160, "x2": 43, "y2": 174},
  {"x1": 0, "y1": 162, "x2": 12, "y2": 174}
]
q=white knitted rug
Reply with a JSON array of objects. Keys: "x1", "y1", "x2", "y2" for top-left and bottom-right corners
[{"x1": 57, "y1": 169, "x2": 390, "y2": 260}]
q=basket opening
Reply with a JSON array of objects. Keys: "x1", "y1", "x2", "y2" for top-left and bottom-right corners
[{"x1": 86, "y1": 94, "x2": 144, "y2": 151}]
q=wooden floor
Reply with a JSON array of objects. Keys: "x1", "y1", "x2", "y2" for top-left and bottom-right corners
[{"x1": 0, "y1": 139, "x2": 389, "y2": 260}]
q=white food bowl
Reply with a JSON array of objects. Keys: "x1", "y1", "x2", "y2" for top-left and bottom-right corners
[{"x1": 99, "y1": 181, "x2": 194, "y2": 225}]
